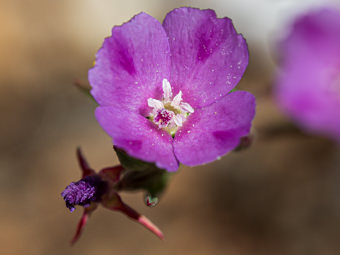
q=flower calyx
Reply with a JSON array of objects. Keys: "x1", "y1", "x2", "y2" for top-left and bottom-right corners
[{"x1": 61, "y1": 148, "x2": 163, "y2": 245}]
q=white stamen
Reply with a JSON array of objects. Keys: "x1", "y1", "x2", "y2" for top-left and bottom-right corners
[
  {"x1": 148, "y1": 98, "x2": 164, "y2": 110},
  {"x1": 147, "y1": 79, "x2": 194, "y2": 133},
  {"x1": 179, "y1": 114, "x2": 187, "y2": 123},
  {"x1": 171, "y1": 91, "x2": 182, "y2": 108},
  {"x1": 173, "y1": 115, "x2": 183, "y2": 127},
  {"x1": 162, "y1": 78, "x2": 172, "y2": 102},
  {"x1": 180, "y1": 102, "x2": 194, "y2": 113}
]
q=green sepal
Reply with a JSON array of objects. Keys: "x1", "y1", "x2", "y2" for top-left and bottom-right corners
[
  {"x1": 118, "y1": 167, "x2": 172, "y2": 197},
  {"x1": 114, "y1": 147, "x2": 174, "y2": 198},
  {"x1": 229, "y1": 88, "x2": 238, "y2": 93},
  {"x1": 74, "y1": 80, "x2": 97, "y2": 104},
  {"x1": 114, "y1": 146, "x2": 160, "y2": 172}
]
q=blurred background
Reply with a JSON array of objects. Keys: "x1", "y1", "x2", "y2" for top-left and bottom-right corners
[{"x1": 1, "y1": 0, "x2": 340, "y2": 254}]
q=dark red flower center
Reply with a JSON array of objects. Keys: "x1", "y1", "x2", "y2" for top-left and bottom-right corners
[{"x1": 154, "y1": 109, "x2": 174, "y2": 128}]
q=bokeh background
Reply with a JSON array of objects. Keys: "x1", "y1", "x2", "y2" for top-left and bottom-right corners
[{"x1": 1, "y1": 0, "x2": 340, "y2": 254}]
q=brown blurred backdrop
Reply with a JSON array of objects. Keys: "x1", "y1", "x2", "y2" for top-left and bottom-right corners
[{"x1": 1, "y1": 0, "x2": 340, "y2": 255}]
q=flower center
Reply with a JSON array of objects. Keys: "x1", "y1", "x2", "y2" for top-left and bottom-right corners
[
  {"x1": 147, "y1": 79, "x2": 194, "y2": 136},
  {"x1": 154, "y1": 109, "x2": 174, "y2": 128}
]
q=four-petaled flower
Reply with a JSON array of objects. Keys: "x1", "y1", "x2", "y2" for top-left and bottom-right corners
[
  {"x1": 275, "y1": 8, "x2": 340, "y2": 141},
  {"x1": 89, "y1": 7, "x2": 255, "y2": 171},
  {"x1": 61, "y1": 148, "x2": 163, "y2": 245}
]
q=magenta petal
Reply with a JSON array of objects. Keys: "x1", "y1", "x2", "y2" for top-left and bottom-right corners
[
  {"x1": 174, "y1": 91, "x2": 255, "y2": 166},
  {"x1": 89, "y1": 12, "x2": 170, "y2": 115},
  {"x1": 279, "y1": 8, "x2": 340, "y2": 66},
  {"x1": 163, "y1": 7, "x2": 248, "y2": 108},
  {"x1": 95, "y1": 107, "x2": 178, "y2": 171}
]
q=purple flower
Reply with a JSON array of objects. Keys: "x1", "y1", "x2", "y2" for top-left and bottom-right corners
[
  {"x1": 275, "y1": 8, "x2": 340, "y2": 141},
  {"x1": 89, "y1": 7, "x2": 256, "y2": 171},
  {"x1": 61, "y1": 148, "x2": 163, "y2": 244}
]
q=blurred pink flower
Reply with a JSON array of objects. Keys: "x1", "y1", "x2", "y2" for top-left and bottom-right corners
[{"x1": 275, "y1": 8, "x2": 340, "y2": 141}]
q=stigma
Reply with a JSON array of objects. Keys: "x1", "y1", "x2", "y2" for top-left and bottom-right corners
[{"x1": 147, "y1": 79, "x2": 194, "y2": 135}]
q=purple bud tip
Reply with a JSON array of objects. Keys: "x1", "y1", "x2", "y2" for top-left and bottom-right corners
[{"x1": 61, "y1": 175, "x2": 105, "y2": 212}]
